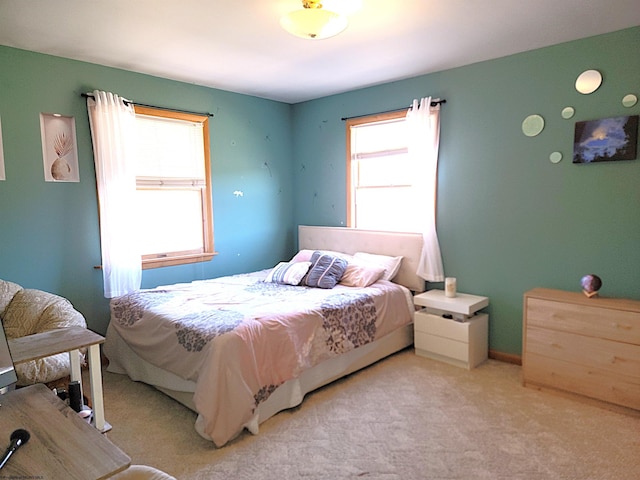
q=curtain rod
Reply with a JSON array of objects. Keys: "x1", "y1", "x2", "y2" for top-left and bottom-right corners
[
  {"x1": 81, "y1": 93, "x2": 214, "y2": 117},
  {"x1": 341, "y1": 99, "x2": 446, "y2": 121}
]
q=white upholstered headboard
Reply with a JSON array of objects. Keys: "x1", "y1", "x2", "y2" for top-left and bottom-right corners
[{"x1": 298, "y1": 225, "x2": 426, "y2": 293}]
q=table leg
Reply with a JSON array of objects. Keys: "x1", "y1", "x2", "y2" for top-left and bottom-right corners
[
  {"x1": 87, "y1": 344, "x2": 106, "y2": 432},
  {"x1": 68, "y1": 348, "x2": 82, "y2": 399}
]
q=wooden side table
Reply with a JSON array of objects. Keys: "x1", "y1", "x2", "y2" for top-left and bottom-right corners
[
  {"x1": 0, "y1": 383, "x2": 130, "y2": 479},
  {"x1": 8, "y1": 326, "x2": 110, "y2": 432},
  {"x1": 413, "y1": 289, "x2": 490, "y2": 369}
]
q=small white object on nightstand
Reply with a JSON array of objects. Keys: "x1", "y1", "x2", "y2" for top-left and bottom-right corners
[
  {"x1": 413, "y1": 289, "x2": 489, "y2": 369},
  {"x1": 444, "y1": 277, "x2": 457, "y2": 297}
]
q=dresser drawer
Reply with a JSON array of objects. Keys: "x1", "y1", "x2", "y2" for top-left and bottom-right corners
[
  {"x1": 525, "y1": 325, "x2": 640, "y2": 378},
  {"x1": 526, "y1": 297, "x2": 640, "y2": 344},
  {"x1": 524, "y1": 352, "x2": 640, "y2": 410}
]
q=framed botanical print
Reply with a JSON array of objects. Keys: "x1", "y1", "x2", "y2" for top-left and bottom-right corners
[{"x1": 40, "y1": 113, "x2": 80, "y2": 182}]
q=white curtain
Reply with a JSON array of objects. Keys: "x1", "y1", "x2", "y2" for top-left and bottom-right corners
[
  {"x1": 87, "y1": 90, "x2": 141, "y2": 298},
  {"x1": 406, "y1": 97, "x2": 445, "y2": 282}
]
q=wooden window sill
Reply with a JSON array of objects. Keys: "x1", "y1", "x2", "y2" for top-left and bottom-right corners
[{"x1": 142, "y1": 252, "x2": 217, "y2": 270}]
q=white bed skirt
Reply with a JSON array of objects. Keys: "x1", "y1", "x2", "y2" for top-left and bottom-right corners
[{"x1": 104, "y1": 322, "x2": 414, "y2": 442}]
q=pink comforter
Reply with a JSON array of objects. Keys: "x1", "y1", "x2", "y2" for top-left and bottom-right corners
[{"x1": 109, "y1": 270, "x2": 412, "y2": 446}]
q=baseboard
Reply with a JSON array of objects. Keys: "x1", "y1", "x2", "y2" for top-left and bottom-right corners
[{"x1": 489, "y1": 349, "x2": 522, "y2": 365}]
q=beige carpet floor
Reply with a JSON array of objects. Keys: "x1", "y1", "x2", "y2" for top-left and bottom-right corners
[{"x1": 101, "y1": 349, "x2": 640, "y2": 480}]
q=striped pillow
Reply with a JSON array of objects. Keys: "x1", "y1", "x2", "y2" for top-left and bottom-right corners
[
  {"x1": 265, "y1": 261, "x2": 311, "y2": 285},
  {"x1": 303, "y1": 251, "x2": 348, "y2": 289}
]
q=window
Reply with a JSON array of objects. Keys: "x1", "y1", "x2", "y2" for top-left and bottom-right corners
[
  {"x1": 347, "y1": 111, "x2": 418, "y2": 232},
  {"x1": 133, "y1": 106, "x2": 214, "y2": 269}
]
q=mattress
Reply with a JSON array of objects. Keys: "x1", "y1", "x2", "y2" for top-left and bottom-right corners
[
  {"x1": 106, "y1": 321, "x2": 414, "y2": 440},
  {"x1": 105, "y1": 268, "x2": 414, "y2": 446}
]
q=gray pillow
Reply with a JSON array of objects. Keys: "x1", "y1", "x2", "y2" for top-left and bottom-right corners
[{"x1": 304, "y1": 251, "x2": 348, "y2": 289}]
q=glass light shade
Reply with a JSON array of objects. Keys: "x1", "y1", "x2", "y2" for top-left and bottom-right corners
[{"x1": 280, "y1": 8, "x2": 348, "y2": 40}]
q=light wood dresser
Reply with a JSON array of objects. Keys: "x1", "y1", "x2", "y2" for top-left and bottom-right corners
[{"x1": 522, "y1": 288, "x2": 640, "y2": 411}]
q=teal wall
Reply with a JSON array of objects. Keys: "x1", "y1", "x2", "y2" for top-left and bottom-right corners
[
  {"x1": 0, "y1": 47, "x2": 294, "y2": 335},
  {"x1": 291, "y1": 27, "x2": 640, "y2": 355},
  {"x1": 1, "y1": 27, "x2": 639, "y2": 355}
]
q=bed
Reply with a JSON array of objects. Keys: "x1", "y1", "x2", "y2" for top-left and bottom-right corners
[{"x1": 104, "y1": 225, "x2": 425, "y2": 447}]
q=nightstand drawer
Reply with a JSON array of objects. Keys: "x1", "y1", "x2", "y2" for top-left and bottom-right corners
[
  {"x1": 413, "y1": 312, "x2": 488, "y2": 369},
  {"x1": 415, "y1": 331, "x2": 469, "y2": 362},
  {"x1": 414, "y1": 311, "x2": 469, "y2": 343}
]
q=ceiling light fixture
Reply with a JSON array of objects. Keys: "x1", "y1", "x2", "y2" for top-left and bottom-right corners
[{"x1": 280, "y1": 0, "x2": 348, "y2": 40}]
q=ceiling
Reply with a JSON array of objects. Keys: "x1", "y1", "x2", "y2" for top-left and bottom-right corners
[{"x1": 0, "y1": 0, "x2": 639, "y2": 104}]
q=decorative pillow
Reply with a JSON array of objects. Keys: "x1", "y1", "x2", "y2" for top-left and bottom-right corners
[
  {"x1": 304, "y1": 251, "x2": 348, "y2": 289},
  {"x1": 339, "y1": 260, "x2": 386, "y2": 288},
  {"x1": 353, "y1": 252, "x2": 403, "y2": 281},
  {"x1": 264, "y1": 261, "x2": 311, "y2": 286},
  {"x1": 289, "y1": 249, "x2": 314, "y2": 263},
  {"x1": 290, "y1": 249, "x2": 352, "y2": 264}
]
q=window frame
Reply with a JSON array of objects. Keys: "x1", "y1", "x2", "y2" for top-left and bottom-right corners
[
  {"x1": 346, "y1": 110, "x2": 408, "y2": 230},
  {"x1": 133, "y1": 106, "x2": 215, "y2": 270}
]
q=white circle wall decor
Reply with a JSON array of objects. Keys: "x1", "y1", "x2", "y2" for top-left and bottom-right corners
[
  {"x1": 622, "y1": 94, "x2": 638, "y2": 107},
  {"x1": 561, "y1": 107, "x2": 575, "y2": 119},
  {"x1": 522, "y1": 114, "x2": 545, "y2": 137},
  {"x1": 549, "y1": 152, "x2": 563, "y2": 164},
  {"x1": 575, "y1": 69, "x2": 602, "y2": 94}
]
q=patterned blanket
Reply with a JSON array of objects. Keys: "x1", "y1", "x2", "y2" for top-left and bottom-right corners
[{"x1": 109, "y1": 270, "x2": 412, "y2": 446}]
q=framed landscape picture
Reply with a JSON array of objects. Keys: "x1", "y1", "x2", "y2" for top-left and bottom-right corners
[{"x1": 573, "y1": 115, "x2": 638, "y2": 164}]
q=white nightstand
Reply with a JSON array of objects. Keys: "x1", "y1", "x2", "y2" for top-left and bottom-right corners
[{"x1": 413, "y1": 289, "x2": 489, "y2": 369}]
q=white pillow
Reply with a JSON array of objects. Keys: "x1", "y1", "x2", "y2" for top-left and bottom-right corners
[
  {"x1": 353, "y1": 252, "x2": 403, "y2": 281},
  {"x1": 290, "y1": 249, "x2": 352, "y2": 263},
  {"x1": 264, "y1": 261, "x2": 311, "y2": 285},
  {"x1": 289, "y1": 249, "x2": 314, "y2": 263},
  {"x1": 339, "y1": 260, "x2": 386, "y2": 288}
]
